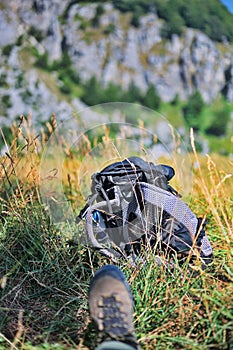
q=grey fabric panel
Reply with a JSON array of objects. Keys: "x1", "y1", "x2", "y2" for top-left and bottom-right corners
[
  {"x1": 200, "y1": 235, "x2": 213, "y2": 256},
  {"x1": 96, "y1": 340, "x2": 137, "y2": 350}
]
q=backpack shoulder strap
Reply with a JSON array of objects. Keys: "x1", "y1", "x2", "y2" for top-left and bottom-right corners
[{"x1": 140, "y1": 182, "x2": 198, "y2": 235}]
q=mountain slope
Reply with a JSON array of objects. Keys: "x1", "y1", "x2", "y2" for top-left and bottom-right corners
[{"x1": 0, "y1": 0, "x2": 233, "y2": 127}]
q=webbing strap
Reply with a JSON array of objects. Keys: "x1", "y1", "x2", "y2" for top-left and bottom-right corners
[
  {"x1": 140, "y1": 182, "x2": 198, "y2": 236},
  {"x1": 84, "y1": 181, "x2": 212, "y2": 259},
  {"x1": 85, "y1": 198, "x2": 123, "y2": 260}
]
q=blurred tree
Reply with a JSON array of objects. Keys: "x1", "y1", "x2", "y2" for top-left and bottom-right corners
[
  {"x1": 111, "y1": 0, "x2": 233, "y2": 42},
  {"x1": 130, "y1": 5, "x2": 144, "y2": 27},
  {"x1": 81, "y1": 76, "x2": 104, "y2": 105},
  {"x1": 121, "y1": 82, "x2": 142, "y2": 103},
  {"x1": 92, "y1": 4, "x2": 105, "y2": 27},
  {"x1": 171, "y1": 93, "x2": 180, "y2": 106},
  {"x1": 142, "y1": 84, "x2": 161, "y2": 110},
  {"x1": 182, "y1": 91, "x2": 205, "y2": 131},
  {"x1": 205, "y1": 104, "x2": 230, "y2": 136},
  {"x1": 102, "y1": 82, "x2": 122, "y2": 102},
  {"x1": 161, "y1": 12, "x2": 184, "y2": 39}
]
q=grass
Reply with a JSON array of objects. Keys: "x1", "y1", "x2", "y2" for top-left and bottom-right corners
[{"x1": 0, "y1": 116, "x2": 233, "y2": 350}]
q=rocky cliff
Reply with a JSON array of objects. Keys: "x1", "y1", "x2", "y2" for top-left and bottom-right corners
[{"x1": 1, "y1": 0, "x2": 233, "y2": 127}]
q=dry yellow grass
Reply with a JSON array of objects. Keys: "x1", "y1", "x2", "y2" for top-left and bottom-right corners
[{"x1": 0, "y1": 115, "x2": 232, "y2": 350}]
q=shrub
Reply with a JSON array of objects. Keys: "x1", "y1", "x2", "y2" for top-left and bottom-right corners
[
  {"x1": 59, "y1": 83, "x2": 72, "y2": 95},
  {"x1": 112, "y1": 0, "x2": 233, "y2": 43},
  {"x1": 205, "y1": 104, "x2": 231, "y2": 136},
  {"x1": 131, "y1": 12, "x2": 141, "y2": 27},
  {"x1": 81, "y1": 76, "x2": 104, "y2": 105},
  {"x1": 161, "y1": 11, "x2": 184, "y2": 39},
  {"x1": 0, "y1": 73, "x2": 8, "y2": 88},
  {"x1": 96, "y1": 4, "x2": 105, "y2": 17},
  {"x1": 102, "y1": 82, "x2": 122, "y2": 102},
  {"x1": 171, "y1": 93, "x2": 180, "y2": 106},
  {"x1": 142, "y1": 84, "x2": 161, "y2": 110},
  {"x1": 28, "y1": 25, "x2": 45, "y2": 42},
  {"x1": 182, "y1": 91, "x2": 205, "y2": 131},
  {"x1": 121, "y1": 82, "x2": 143, "y2": 103},
  {"x1": 16, "y1": 34, "x2": 24, "y2": 46},
  {"x1": 51, "y1": 52, "x2": 72, "y2": 71},
  {"x1": 2, "y1": 94, "x2": 13, "y2": 109},
  {"x1": 19, "y1": 89, "x2": 33, "y2": 103},
  {"x1": 130, "y1": 5, "x2": 144, "y2": 27},
  {"x1": 35, "y1": 52, "x2": 50, "y2": 70},
  {"x1": 104, "y1": 23, "x2": 116, "y2": 35},
  {"x1": 2, "y1": 44, "x2": 13, "y2": 56},
  {"x1": 81, "y1": 77, "x2": 161, "y2": 109},
  {"x1": 92, "y1": 4, "x2": 105, "y2": 27}
]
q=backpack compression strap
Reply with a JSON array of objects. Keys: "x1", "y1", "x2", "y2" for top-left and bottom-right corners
[
  {"x1": 140, "y1": 182, "x2": 198, "y2": 235},
  {"x1": 139, "y1": 182, "x2": 213, "y2": 257},
  {"x1": 85, "y1": 196, "x2": 124, "y2": 261},
  {"x1": 84, "y1": 180, "x2": 212, "y2": 259}
]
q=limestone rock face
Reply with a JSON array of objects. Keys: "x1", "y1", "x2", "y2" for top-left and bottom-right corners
[
  {"x1": 178, "y1": 31, "x2": 225, "y2": 102},
  {"x1": 0, "y1": 0, "x2": 233, "y2": 127},
  {"x1": 61, "y1": 4, "x2": 232, "y2": 103},
  {"x1": 223, "y1": 61, "x2": 233, "y2": 101}
]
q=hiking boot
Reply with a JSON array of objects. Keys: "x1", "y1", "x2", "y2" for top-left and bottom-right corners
[{"x1": 88, "y1": 265, "x2": 140, "y2": 349}]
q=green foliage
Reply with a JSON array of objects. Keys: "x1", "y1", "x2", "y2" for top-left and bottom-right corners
[
  {"x1": 130, "y1": 5, "x2": 145, "y2": 28},
  {"x1": 0, "y1": 73, "x2": 8, "y2": 88},
  {"x1": 102, "y1": 82, "x2": 122, "y2": 102},
  {"x1": 141, "y1": 84, "x2": 161, "y2": 110},
  {"x1": 183, "y1": 94, "x2": 232, "y2": 139},
  {"x1": 28, "y1": 26, "x2": 45, "y2": 42},
  {"x1": 112, "y1": 0, "x2": 152, "y2": 14},
  {"x1": 24, "y1": 0, "x2": 233, "y2": 42},
  {"x1": 161, "y1": 11, "x2": 185, "y2": 39},
  {"x1": 112, "y1": 0, "x2": 135, "y2": 13},
  {"x1": 103, "y1": 23, "x2": 116, "y2": 35},
  {"x1": 96, "y1": 3, "x2": 105, "y2": 17},
  {"x1": 16, "y1": 34, "x2": 24, "y2": 46},
  {"x1": 2, "y1": 44, "x2": 13, "y2": 56},
  {"x1": 122, "y1": 82, "x2": 142, "y2": 103},
  {"x1": 207, "y1": 135, "x2": 232, "y2": 155},
  {"x1": 34, "y1": 52, "x2": 50, "y2": 70},
  {"x1": 92, "y1": 4, "x2": 105, "y2": 27},
  {"x1": 110, "y1": 0, "x2": 233, "y2": 42},
  {"x1": 171, "y1": 93, "x2": 180, "y2": 106},
  {"x1": 34, "y1": 52, "x2": 81, "y2": 97},
  {"x1": 35, "y1": 52, "x2": 72, "y2": 72},
  {"x1": 52, "y1": 53, "x2": 72, "y2": 72},
  {"x1": 182, "y1": 91, "x2": 205, "y2": 131},
  {"x1": 19, "y1": 89, "x2": 33, "y2": 103},
  {"x1": 205, "y1": 103, "x2": 231, "y2": 136},
  {"x1": 131, "y1": 12, "x2": 141, "y2": 28},
  {"x1": 81, "y1": 76, "x2": 104, "y2": 105},
  {"x1": 179, "y1": 0, "x2": 233, "y2": 42},
  {"x1": 2, "y1": 94, "x2": 13, "y2": 109},
  {"x1": 0, "y1": 125, "x2": 14, "y2": 150},
  {"x1": 15, "y1": 72, "x2": 24, "y2": 89},
  {"x1": 81, "y1": 78, "x2": 161, "y2": 109},
  {"x1": 78, "y1": 20, "x2": 90, "y2": 30}
]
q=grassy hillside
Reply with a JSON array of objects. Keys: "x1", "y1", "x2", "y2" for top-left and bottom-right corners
[{"x1": 0, "y1": 117, "x2": 233, "y2": 349}]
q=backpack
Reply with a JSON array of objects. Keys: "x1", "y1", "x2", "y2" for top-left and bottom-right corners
[{"x1": 77, "y1": 156, "x2": 213, "y2": 268}]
